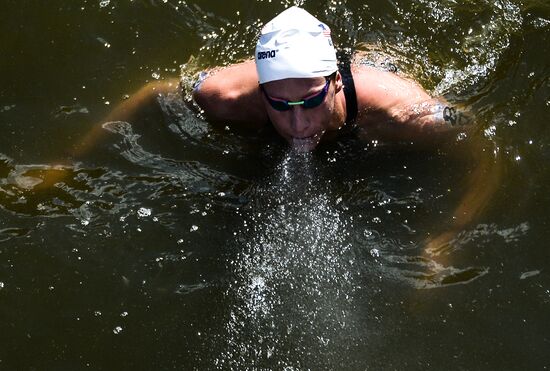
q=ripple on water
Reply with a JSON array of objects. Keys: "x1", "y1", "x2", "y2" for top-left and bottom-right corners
[{"x1": 0, "y1": 227, "x2": 30, "y2": 243}]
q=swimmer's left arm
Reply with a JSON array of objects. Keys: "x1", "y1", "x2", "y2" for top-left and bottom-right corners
[
  {"x1": 358, "y1": 98, "x2": 474, "y2": 145},
  {"x1": 354, "y1": 67, "x2": 500, "y2": 252},
  {"x1": 391, "y1": 99, "x2": 473, "y2": 130},
  {"x1": 392, "y1": 99, "x2": 502, "y2": 255},
  {"x1": 424, "y1": 135, "x2": 503, "y2": 256},
  {"x1": 354, "y1": 68, "x2": 472, "y2": 142},
  {"x1": 389, "y1": 98, "x2": 502, "y2": 256}
]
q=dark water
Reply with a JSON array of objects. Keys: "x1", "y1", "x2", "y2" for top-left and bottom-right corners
[{"x1": 1, "y1": 0, "x2": 550, "y2": 369}]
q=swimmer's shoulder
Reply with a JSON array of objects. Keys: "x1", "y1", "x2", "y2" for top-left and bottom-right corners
[{"x1": 190, "y1": 60, "x2": 270, "y2": 130}]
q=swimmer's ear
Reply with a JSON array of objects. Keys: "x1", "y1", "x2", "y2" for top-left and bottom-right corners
[{"x1": 334, "y1": 71, "x2": 343, "y2": 93}]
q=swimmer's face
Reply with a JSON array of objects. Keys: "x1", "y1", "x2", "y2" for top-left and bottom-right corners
[{"x1": 261, "y1": 73, "x2": 343, "y2": 152}]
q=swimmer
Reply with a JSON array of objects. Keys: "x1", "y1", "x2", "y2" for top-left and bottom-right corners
[
  {"x1": 77, "y1": 6, "x2": 468, "y2": 155},
  {"x1": 72, "y1": 6, "x2": 500, "y2": 254},
  {"x1": 192, "y1": 6, "x2": 468, "y2": 152}
]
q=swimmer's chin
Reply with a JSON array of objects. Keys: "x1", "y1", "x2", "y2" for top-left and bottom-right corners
[{"x1": 289, "y1": 134, "x2": 322, "y2": 152}]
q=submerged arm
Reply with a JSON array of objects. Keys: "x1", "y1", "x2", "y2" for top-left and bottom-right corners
[
  {"x1": 354, "y1": 66, "x2": 501, "y2": 254},
  {"x1": 424, "y1": 134, "x2": 503, "y2": 256},
  {"x1": 72, "y1": 78, "x2": 180, "y2": 158}
]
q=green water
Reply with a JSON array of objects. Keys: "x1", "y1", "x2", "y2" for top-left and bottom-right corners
[{"x1": 1, "y1": 0, "x2": 550, "y2": 369}]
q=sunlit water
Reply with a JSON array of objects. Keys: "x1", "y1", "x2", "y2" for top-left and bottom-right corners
[
  {"x1": 1, "y1": 0, "x2": 549, "y2": 369},
  {"x1": 217, "y1": 153, "x2": 361, "y2": 368}
]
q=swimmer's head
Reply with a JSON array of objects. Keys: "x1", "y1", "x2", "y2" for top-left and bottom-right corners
[{"x1": 255, "y1": 6, "x2": 338, "y2": 84}]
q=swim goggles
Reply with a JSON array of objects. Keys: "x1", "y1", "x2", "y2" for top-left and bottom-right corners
[{"x1": 260, "y1": 77, "x2": 331, "y2": 111}]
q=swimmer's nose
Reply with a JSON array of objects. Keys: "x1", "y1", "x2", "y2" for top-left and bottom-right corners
[{"x1": 289, "y1": 107, "x2": 310, "y2": 135}]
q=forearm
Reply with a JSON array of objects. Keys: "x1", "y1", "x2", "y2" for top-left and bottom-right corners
[
  {"x1": 381, "y1": 96, "x2": 501, "y2": 252},
  {"x1": 391, "y1": 98, "x2": 472, "y2": 130},
  {"x1": 362, "y1": 99, "x2": 473, "y2": 145},
  {"x1": 425, "y1": 135, "x2": 503, "y2": 255},
  {"x1": 450, "y1": 137, "x2": 502, "y2": 228},
  {"x1": 72, "y1": 79, "x2": 180, "y2": 158}
]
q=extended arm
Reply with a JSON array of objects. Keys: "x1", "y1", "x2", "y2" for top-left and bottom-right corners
[
  {"x1": 72, "y1": 78, "x2": 180, "y2": 157},
  {"x1": 352, "y1": 66, "x2": 501, "y2": 255},
  {"x1": 424, "y1": 135, "x2": 503, "y2": 256}
]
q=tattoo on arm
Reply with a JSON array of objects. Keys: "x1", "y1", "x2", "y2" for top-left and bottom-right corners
[
  {"x1": 442, "y1": 106, "x2": 470, "y2": 126},
  {"x1": 443, "y1": 106, "x2": 457, "y2": 125}
]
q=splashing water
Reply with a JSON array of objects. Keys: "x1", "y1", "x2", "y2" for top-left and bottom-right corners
[{"x1": 218, "y1": 152, "x2": 361, "y2": 369}]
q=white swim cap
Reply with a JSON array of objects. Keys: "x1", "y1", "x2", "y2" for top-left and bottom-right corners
[{"x1": 255, "y1": 6, "x2": 338, "y2": 84}]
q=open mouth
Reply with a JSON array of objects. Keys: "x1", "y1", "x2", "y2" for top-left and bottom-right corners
[{"x1": 290, "y1": 134, "x2": 322, "y2": 152}]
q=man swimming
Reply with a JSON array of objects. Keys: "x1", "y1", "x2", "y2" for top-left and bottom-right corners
[
  {"x1": 82, "y1": 6, "x2": 464, "y2": 155},
  {"x1": 191, "y1": 6, "x2": 464, "y2": 152},
  {"x1": 74, "y1": 6, "x2": 498, "y2": 253}
]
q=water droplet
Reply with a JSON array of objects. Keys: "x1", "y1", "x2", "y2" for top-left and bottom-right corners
[
  {"x1": 484, "y1": 125, "x2": 496, "y2": 138},
  {"x1": 137, "y1": 207, "x2": 151, "y2": 218},
  {"x1": 520, "y1": 270, "x2": 540, "y2": 280}
]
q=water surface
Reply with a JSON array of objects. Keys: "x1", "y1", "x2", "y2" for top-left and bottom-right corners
[{"x1": 1, "y1": 0, "x2": 550, "y2": 369}]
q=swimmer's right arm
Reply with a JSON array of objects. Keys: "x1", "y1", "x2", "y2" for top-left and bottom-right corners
[
  {"x1": 191, "y1": 60, "x2": 269, "y2": 129},
  {"x1": 72, "y1": 79, "x2": 179, "y2": 157}
]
